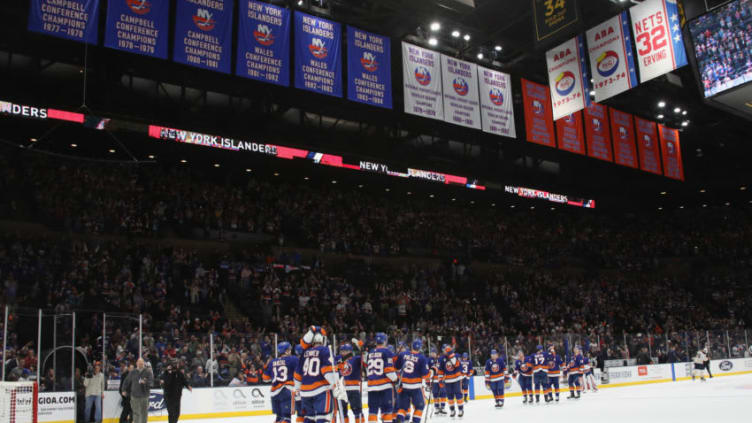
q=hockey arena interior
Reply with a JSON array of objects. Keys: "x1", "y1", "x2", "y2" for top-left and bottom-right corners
[{"x1": 2, "y1": 0, "x2": 752, "y2": 422}]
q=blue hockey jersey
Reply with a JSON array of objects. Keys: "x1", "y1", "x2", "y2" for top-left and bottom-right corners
[
  {"x1": 395, "y1": 351, "x2": 430, "y2": 389},
  {"x1": 263, "y1": 355, "x2": 299, "y2": 397},
  {"x1": 294, "y1": 345, "x2": 336, "y2": 397},
  {"x1": 484, "y1": 357, "x2": 506, "y2": 382}
]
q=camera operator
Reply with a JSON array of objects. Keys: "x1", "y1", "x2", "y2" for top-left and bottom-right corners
[
  {"x1": 83, "y1": 362, "x2": 105, "y2": 423},
  {"x1": 161, "y1": 359, "x2": 192, "y2": 423}
]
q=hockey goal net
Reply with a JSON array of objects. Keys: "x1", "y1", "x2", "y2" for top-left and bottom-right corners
[{"x1": 0, "y1": 381, "x2": 38, "y2": 423}]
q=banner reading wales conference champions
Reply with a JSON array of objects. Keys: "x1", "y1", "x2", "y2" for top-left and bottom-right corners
[
  {"x1": 441, "y1": 55, "x2": 481, "y2": 129},
  {"x1": 586, "y1": 11, "x2": 638, "y2": 102},
  {"x1": 236, "y1": 0, "x2": 291, "y2": 86},
  {"x1": 546, "y1": 34, "x2": 591, "y2": 121},
  {"x1": 402, "y1": 42, "x2": 443, "y2": 121},
  {"x1": 478, "y1": 66, "x2": 516, "y2": 138},
  {"x1": 294, "y1": 11, "x2": 342, "y2": 97},
  {"x1": 347, "y1": 26, "x2": 392, "y2": 109},
  {"x1": 630, "y1": 0, "x2": 688, "y2": 83},
  {"x1": 105, "y1": 0, "x2": 169, "y2": 59},
  {"x1": 28, "y1": 0, "x2": 100, "y2": 44},
  {"x1": 174, "y1": 0, "x2": 234, "y2": 73}
]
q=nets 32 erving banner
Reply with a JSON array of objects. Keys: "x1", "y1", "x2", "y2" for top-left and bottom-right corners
[
  {"x1": 347, "y1": 26, "x2": 391, "y2": 109},
  {"x1": 478, "y1": 66, "x2": 516, "y2": 138},
  {"x1": 295, "y1": 12, "x2": 342, "y2": 97},
  {"x1": 521, "y1": 78, "x2": 556, "y2": 148},
  {"x1": 586, "y1": 11, "x2": 638, "y2": 102},
  {"x1": 402, "y1": 42, "x2": 443, "y2": 120},
  {"x1": 546, "y1": 34, "x2": 591, "y2": 121},
  {"x1": 630, "y1": 0, "x2": 688, "y2": 83},
  {"x1": 104, "y1": 0, "x2": 169, "y2": 59},
  {"x1": 635, "y1": 116, "x2": 662, "y2": 175},
  {"x1": 174, "y1": 0, "x2": 234, "y2": 73},
  {"x1": 236, "y1": 0, "x2": 290, "y2": 86},
  {"x1": 28, "y1": 0, "x2": 100, "y2": 44},
  {"x1": 441, "y1": 55, "x2": 481, "y2": 129},
  {"x1": 658, "y1": 124, "x2": 684, "y2": 180}
]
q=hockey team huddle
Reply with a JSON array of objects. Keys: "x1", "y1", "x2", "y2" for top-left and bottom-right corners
[{"x1": 262, "y1": 326, "x2": 599, "y2": 423}]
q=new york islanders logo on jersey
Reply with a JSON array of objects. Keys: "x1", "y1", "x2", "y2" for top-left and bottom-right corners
[
  {"x1": 453, "y1": 78, "x2": 469, "y2": 96},
  {"x1": 445, "y1": 361, "x2": 456, "y2": 372},
  {"x1": 489, "y1": 88, "x2": 503, "y2": 106},
  {"x1": 127, "y1": 0, "x2": 151, "y2": 15},
  {"x1": 597, "y1": 51, "x2": 619, "y2": 77},
  {"x1": 342, "y1": 362, "x2": 353, "y2": 377},
  {"x1": 193, "y1": 8, "x2": 216, "y2": 31},
  {"x1": 361, "y1": 52, "x2": 378, "y2": 72},
  {"x1": 309, "y1": 38, "x2": 328, "y2": 59},
  {"x1": 491, "y1": 363, "x2": 500, "y2": 373},
  {"x1": 532, "y1": 100, "x2": 544, "y2": 115},
  {"x1": 253, "y1": 24, "x2": 275, "y2": 46},
  {"x1": 415, "y1": 67, "x2": 431, "y2": 86},
  {"x1": 555, "y1": 71, "x2": 576, "y2": 96}
]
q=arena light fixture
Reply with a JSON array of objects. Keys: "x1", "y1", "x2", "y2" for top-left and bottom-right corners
[
  {"x1": 428, "y1": 37, "x2": 438, "y2": 46},
  {"x1": 451, "y1": 30, "x2": 461, "y2": 38},
  {"x1": 725, "y1": 202, "x2": 731, "y2": 206},
  {"x1": 658, "y1": 101, "x2": 666, "y2": 108},
  {"x1": 70, "y1": 143, "x2": 77, "y2": 148},
  {"x1": 430, "y1": 22, "x2": 441, "y2": 31},
  {"x1": 108, "y1": 149, "x2": 116, "y2": 153},
  {"x1": 674, "y1": 107, "x2": 681, "y2": 113},
  {"x1": 429, "y1": 194, "x2": 435, "y2": 198},
  {"x1": 180, "y1": 159, "x2": 187, "y2": 163},
  {"x1": 385, "y1": 188, "x2": 390, "y2": 192},
  {"x1": 682, "y1": 121, "x2": 689, "y2": 127},
  {"x1": 147, "y1": 154, "x2": 155, "y2": 159},
  {"x1": 247, "y1": 169, "x2": 254, "y2": 173},
  {"x1": 214, "y1": 163, "x2": 220, "y2": 168},
  {"x1": 740, "y1": 186, "x2": 747, "y2": 191},
  {"x1": 550, "y1": 207, "x2": 555, "y2": 211},
  {"x1": 510, "y1": 205, "x2": 515, "y2": 208},
  {"x1": 470, "y1": 200, "x2": 475, "y2": 204},
  {"x1": 660, "y1": 191, "x2": 667, "y2": 195},
  {"x1": 332, "y1": 180, "x2": 337, "y2": 184},
  {"x1": 274, "y1": 172, "x2": 280, "y2": 176},
  {"x1": 494, "y1": 45, "x2": 502, "y2": 51},
  {"x1": 699, "y1": 188, "x2": 706, "y2": 193},
  {"x1": 29, "y1": 138, "x2": 37, "y2": 142},
  {"x1": 491, "y1": 203, "x2": 496, "y2": 207},
  {"x1": 407, "y1": 191, "x2": 412, "y2": 195},
  {"x1": 451, "y1": 197, "x2": 456, "y2": 201},
  {"x1": 657, "y1": 114, "x2": 664, "y2": 119},
  {"x1": 589, "y1": 90, "x2": 595, "y2": 96},
  {"x1": 682, "y1": 110, "x2": 688, "y2": 116},
  {"x1": 463, "y1": 34, "x2": 471, "y2": 41},
  {"x1": 702, "y1": 204, "x2": 708, "y2": 207},
  {"x1": 530, "y1": 206, "x2": 535, "y2": 210},
  {"x1": 477, "y1": 52, "x2": 484, "y2": 59},
  {"x1": 658, "y1": 207, "x2": 663, "y2": 210},
  {"x1": 303, "y1": 176, "x2": 309, "y2": 180}
]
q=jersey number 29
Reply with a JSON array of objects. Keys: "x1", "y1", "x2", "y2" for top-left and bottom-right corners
[{"x1": 367, "y1": 358, "x2": 384, "y2": 376}]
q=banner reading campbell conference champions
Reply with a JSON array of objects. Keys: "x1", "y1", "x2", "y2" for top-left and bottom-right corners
[
  {"x1": 521, "y1": 78, "x2": 555, "y2": 148},
  {"x1": 174, "y1": 0, "x2": 234, "y2": 73},
  {"x1": 546, "y1": 34, "x2": 591, "y2": 121},
  {"x1": 236, "y1": 0, "x2": 290, "y2": 86},
  {"x1": 630, "y1": 0, "x2": 688, "y2": 83},
  {"x1": 105, "y1": 0, "x2": 169, "y2": 59},
  {"x1": 402, "y1": 42, "x2": 443, "y2": 121},
  {"x1": 28, "y1": 0, "x2": 100, "y2": 44},
  {"x1": 441, "y1": 55, "x2": 481, "y2": 129},
  {"x1": 478, "y1": 66, "x2": 516, "y2": 138},
  {"x1": 347, "y1": 26, "x2": 391, "y2": 109},
  {"x1": 635, "y1": 116, "x2": 663, "y2": 175},
  {"x1": 295, "y1": 11, "x2": 342, "y2": 97},
  {"x1": 586, "y1": 11, "x2": 638, "y2": 102}
]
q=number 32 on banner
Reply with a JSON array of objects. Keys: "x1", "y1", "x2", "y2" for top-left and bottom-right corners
[
  {"x1": 636, "y1": 25, "x2": 666, "y2": 55},
  {"x1": 544, "y1": 0, "x2": 567, "y2": 16}
]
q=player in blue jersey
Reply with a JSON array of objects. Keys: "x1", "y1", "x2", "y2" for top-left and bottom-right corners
[
  {"x1": 294, "y1": 345, "x2": 305, "y2": 423},
  {"x1": 564, "y1": 346, "x2": 583, "y2": 399},
  {"x1": 367, "y1": 333, "x2": 399, "y2": 423},
  {"x1": 395, "y1": 339, "x2": 430, "y2": 423},
  {"x1": 544, "y1": 345, "x2": 564, "y2": 402},
  {"x1": 460, "y1": 352, "x2": 473, "y2": 403},
  {"x1": 294, "y1": 326, "x2": 346, "y2": 423},
  {"x1": 484, "y1": 349, "x2": 507, "y2": 408},
  {"x1": 338, "y1": 342, "x2": 364, "y2": 423},
  {"x1": 427, "y1": 348, "x2": 446, "y2": 416},
  {"x1": 532, "y1": 345, "x2": 548, "y2": 404},
  {"x1": 514, "y1": 351, "x2": 534, "y2": 404},
  {"x1": 438, "y1": 344, "x2": 464, "y2": 418},
  {"x1": 264, "y1": 342, "x2": 299, "y2": 423}
]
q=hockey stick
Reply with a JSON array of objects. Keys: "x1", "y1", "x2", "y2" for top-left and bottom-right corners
[
  {"x1": 329, "y1": 344, "x2": 346, "y2": 423},
  {"x1": 422, "y1": 380, "x2": 434, "y2": 423}
]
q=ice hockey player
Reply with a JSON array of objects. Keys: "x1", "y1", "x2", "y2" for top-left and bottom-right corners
[
  {"x1": 460, "y1": 352, "x2": 473, "y2": 403},
  {"x1": 582, "y1": 352, "x2": 598, "y2": 392},
  {"x1": 438, "y1": 344, "x2": 465, "y2": 418},
  {"x1": 338, "y1": 342, "x2": 364, "y2": 423},
  {"x1": 564, "y1": 346, "x2": 583, "y2": 399},
  {"x1": 532, "y1": 345, "x2": 549, "y2": 403},
  {"x1": 693, "y1": 348, "x2": 707, "y2": 382},
  {"x1": 395, "y1": 339, "x2": 430, "y2": 423},
  {"x1": 294, "y1": 326, "x2": 347, "y2": 423},
  {"x1": 427, "y1": 348, "x2": 447, "y2": 416},
  {"x1": 366, "y1": 333, "x2": 399, "y2": 423},
  {"x1": 484, "y1": 349, "x2": 507, "y2": 408},
  {"x1": 544, "y1": 345, "x2": 563, "y2": 402},
  {"x1": 514, "y1": 351, "x2": 534, "y2": 404},
  {"x1": 263, "y1": 342, "x2": 299, "y2": 423}
]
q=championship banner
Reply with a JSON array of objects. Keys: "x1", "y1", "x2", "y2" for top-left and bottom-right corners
[
  {"x1": 28, "y1": 0, "x2": 100, "y2": 44},
  {"x1": 294, "y1": 11, "x2": 342, "y2": 97},
  {"x1": 635, "y1": 116, "x2": 662, "y2": 175},
  {"x1": 586, "y1": 11, "x2": 638, "y2": 102},
  {"x1": 630, "y1": 0, "x2": 688, "y2": 83},
  {"x1": 478, "y1": 66, "x2": 516, "y2": 138},
  {"x1": 546, "y1": 34, "x2": 591, "y2": 121},
  {"x1": 441, "y1": 55, "x2": 481, "y2": 129},
  {"x1": 402, "y1": 42, "x2": 443, "y2": 120},
  {"x1": 658, "y1": 124, "x2": 684, "y2": 180},
  {"x1": 533, "y1": 0, "x2": 581, "y2": 44},
  {"x1": 347, "y1": 26, "x2": 392, "y2": 109},
  {"x1": 583, "y1": 102, "x2": 613, "y2": 162},
  {"x1": 104, "y1": 0, "x2": 169, "y2": 59},
  {"x1": 555, "y1": 111, "x2": 585, "y2": 155},
  {"x1": 174, "y1": 0, "x2": 234, "y2": 73},
  {"x1": 609, "y1": 108, "x2": 638, "y2": 168},
  {"x1": 236, "y1": 0, "x2": 290, "y2": 86},
  {"x1": 521, "y1": 78, "x2": 555, "y2": 148}
]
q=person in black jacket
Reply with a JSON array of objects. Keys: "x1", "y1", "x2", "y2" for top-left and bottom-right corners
[
  {"x1": 119, "y1": 363, "x2": 134, "y2": 423},
  {"x1": 161, "y1": 360, "x2": 192, "y2": 423}
]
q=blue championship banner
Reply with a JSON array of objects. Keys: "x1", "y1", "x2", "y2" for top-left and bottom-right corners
[
  {"x1": 28, "y1": 0, "x2": 100, "y2": 44},
  {"x1": 236, "y1": 0, "x2": 290, "y2": 86},
  {"x1": 174, "y1": 0, "x2": 234, "y2": 73},
  {"x1": 346, "y1": 26, "x2": 392, "y2": 109},
  {"x1": 294, "y1": 11, "x2": 342, "y2": 97},
  {"x1": 104, "y1": 0, "x2": 169, "y2": 59}
]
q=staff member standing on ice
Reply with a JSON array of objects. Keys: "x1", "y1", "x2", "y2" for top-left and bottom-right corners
[
  {"x1": 122, "y1": 358, "x2": 153, "y2": 423},
  {"x1": 162, "y1": 359, "x2": 192, "y2": 423}
]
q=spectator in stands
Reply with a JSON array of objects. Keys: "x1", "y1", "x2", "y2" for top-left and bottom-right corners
[{"x1": 190, "y1": 366, "x2": 208, "y2": 387}]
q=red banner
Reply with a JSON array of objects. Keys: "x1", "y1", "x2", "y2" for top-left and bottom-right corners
[
  {"x1": 634, "y1": 117, "x2": 662, "y2": 175},
  {"x1": 522, "y1": 78, "x2": 556, "y2": 148},
  {"x1": 583, "y1": 102, "x2": 613, "y2": 162},
  {"x1": 609, "y1": 108, "x2": 638, "y2": 168},
  {"x1": 658, "y1": 124, "x2": 684, "y2": 181},
  {"x1": 555, "y1": 111, "x2": 585, "y2": 155}
]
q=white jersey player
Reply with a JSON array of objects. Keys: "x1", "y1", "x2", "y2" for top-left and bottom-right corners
[{"x1": 692, "y1": 349, "x2": 707, "y2": 382}]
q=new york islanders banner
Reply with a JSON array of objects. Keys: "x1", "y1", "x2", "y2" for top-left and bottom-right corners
[
  {"x1": 478, "y1": 66, "x2": 516, "y2": 138},
  {"x1": 236, "y1": 0, "x2": 290, "y2": 86},
  {"x1": 630, "y1": 0, "x2": 688, "y2": 83},
  {"x1": 546, "y1": 34, "x2": 591, "y2": 121},
  {"x1": 29, "y1": 0, "x2": 100, "y2": 44},
  {"x1": 347, "y1": 26, "x2": 391, "y2": 109},
  {"x1": 402, "y1": 42, "x2": 443, "y2": 121},
  {"x1": 441, "y1": 55, "x2": 481, "y2": 129},
  {"x1": 609, "y1": 108, "x2": 638, "y2": 168},
  {"x1": 295, "y1": 12, "x2": 342, "y2": 97},
  {"x1": 105, "y1": 0, "x2": 169, "y2": 59},
  {"x1": 583, "y1": 102, "x2": 613, "y2": 162},
  {"x1": 174, "y1": 0, "x2": 234, "y2": 73},
  {"x1": 521, "y1": 79, "x2": 555, "y2": 148},
  {"x1": 635, "y1": 116, "x2": 662, "y2": 175},
  {"x1": 658, "y1": 124, "x2": 684, "y2": 180},
  {"x1": 586, "y1": 11, "x2": 638, "y2": 102},
  {"x1": 556, "y1": 111, "x2": 585, "y2": 155}
]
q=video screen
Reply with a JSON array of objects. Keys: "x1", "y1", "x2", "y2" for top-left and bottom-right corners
[{"x1": 689, "y1": 0, "x2": 752, "y2": 97}]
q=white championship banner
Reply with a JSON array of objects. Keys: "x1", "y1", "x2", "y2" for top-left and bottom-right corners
[
  {"x1": 586, "y1": 11, "x2": 639, "y2": 102},
  {"x1": 441, "y1": 54, "x2": 481, "y2": 129},
  {"x1": 629, "y1": 0, "x2": 688, "y2": 83},
  {"x1": 546, "y1": 34, "x2": 591, "y2": 121},
  {"x1": 478, "y1": 66, "x2": 516, "y2": 138},
  {"x1": 402, "y1": 42, "x2": 443, "y2": 121}
]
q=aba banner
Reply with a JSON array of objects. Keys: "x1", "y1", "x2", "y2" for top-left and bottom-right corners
[
  {"x1": 630, "y1": 0, "x2": 688, "y2": 83},
  {"x1": 533, "y1": 0, "x2": 580, "y2": 44},
  {"x1": 28, "y1": 0, "x2": 100, "y2": 44},
  {"x1": 555, "y1": 111, "x2": 585, "y2": 155},
  {"x1": 609, "y1": 108, "x2": 638, "y2": 168},
  {"x1": 583, "y1": 102, "x2": 613, "y2": 162},
  {"x1": 658, "y1": 124, "x2": 684, "y2": 180},
  {"x1": 294, "y1": 12, "x2": 342, "y2": 97},
  {"x1": 586, "y1": 12, "x2": 638, "y2": 102},
  {"x1": 635, "y1": 116, "x2": 662, "y2": 175},
  {"x1": 402, "y1": 42, "x2": 443, "y2": 120},
  {"x1": 441, "y1": 55, "x2": 481, "y2": 129},
  {"x1": 546, "y1": 35, "x2": 591, "y2": 121},
  {"x1": 347, "y1": 26, "x2": 391, "y2": 109},
  {"x1": 174, "y1": 0, "x2": 234, "y2": 73},
  {"x1": 236, "y1": 0, "x2": 290, "y2": 86},
  {"x1": 521, "y1": 79, "x2": 555, "y2": 148},
  {"x1": 104, "y1": 0, "x2": 169, "y2": 59},
  {"x1": 478, "y1": 66, "x2": 516, "y2": 138}
]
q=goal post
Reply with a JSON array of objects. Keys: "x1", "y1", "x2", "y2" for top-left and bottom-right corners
[{"x1": 0, "y1": 381, "x2": 38, "y2": 423}]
